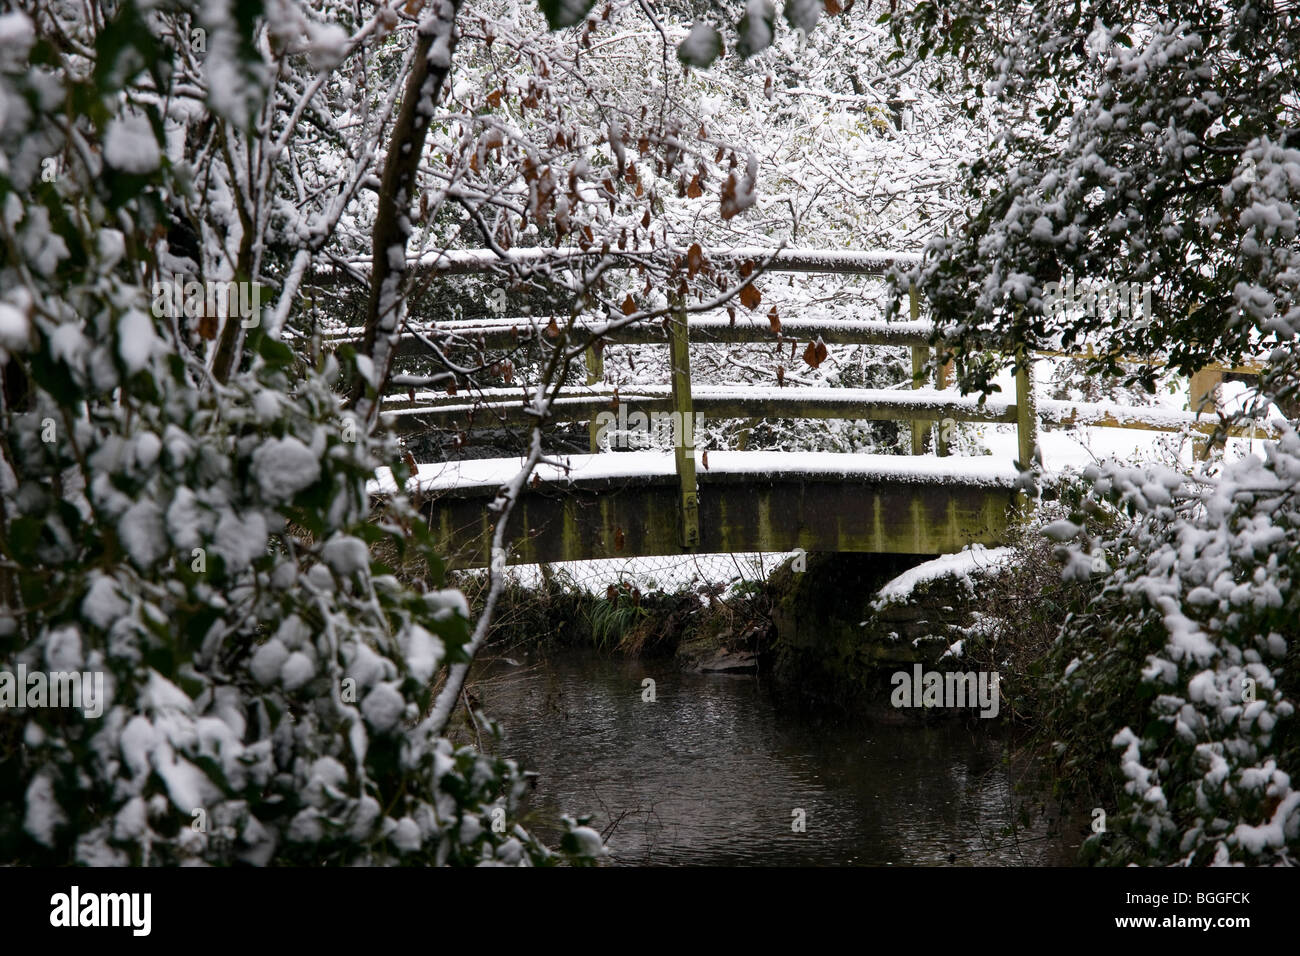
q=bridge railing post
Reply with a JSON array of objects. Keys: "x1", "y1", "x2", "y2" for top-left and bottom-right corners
[
  {"x1": 669, "y1": 293, "x2": 699, "y2": 549},
  {"x1": 935, "y1": 353, "x2": 952, "y2": 457},
  {"x1": 1015, "y1": 346, "x2": 1039, "y2": 473},
  {"x1": 909, "y1": 283, "x2": 929, "y2": 455},
  {"x1": 585, "y1": 340, "x2": 604, "y2": 453}
]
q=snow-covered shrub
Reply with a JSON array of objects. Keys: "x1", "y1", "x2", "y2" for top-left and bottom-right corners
[
  {"x1": 0, "y1": 1, "x2": 601, "y2": 866},
  {"x1": 0, "y1": 320, "x2": 565, "y2": 865},
  {"x1": 1051, "y1": 451, "x2": 1299, "y2": 865}
]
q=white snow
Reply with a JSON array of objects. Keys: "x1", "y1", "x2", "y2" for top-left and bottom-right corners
[
  {"x1": 118, "y1": 500, "x2": 167, "y2": 567},
  {"x1": 117, "y1": 308, "x2": 158, "y2": 373},
  {"x1": 873, "y1": 545, "x2": 1016, "y2": 608},
  {"x1": 373, "y1": 450, "x2": 1022, "y2": 497},
  {"x1": 82, "y1": 574, "x2": 129, "y2": 630},
  {"x1": 23, "y1": 772, "x2": 66, "y2": 847},
  {"x1": 361, "y1": 682, "x2": 405, "y2": 731},
  {"x1": 680, "y1": 24, "x2": 722, "y2": 66},
  {"x1": 0, "y1": 301, "x2": 29, "y2": 354},
  {"x1": 250, "y1": 639, "x2": 290, "y2": 686},
  {"x1": 252, "y1": 436, "x2": 321, "y2": 502},
  {"x1": 104, "y1": 113, "x2": 161, "y2": 174},
  {"x1": 321, "y1": 534, "x2": 369, "y2": 576}
]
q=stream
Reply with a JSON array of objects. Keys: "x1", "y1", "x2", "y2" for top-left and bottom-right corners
[{"x1": 476, "y1": 652, "x2": 1082, "y2": 866}]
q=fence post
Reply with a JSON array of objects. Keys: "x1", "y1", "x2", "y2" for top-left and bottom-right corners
[
  {"x1": 909, "y1": 283, "x2": 929, "y2": 455},
  {"x1": 1015, "y1": 347, "x2": 1039, "y2": 472},
  {"x1": 1189, "y1": 366, "x2": 1224, "y2": 461},
  {"x1": 585, "y1": 341, "x2": 604, "y2": 453},
  {"x1": 668, "y1": 294, "x2": 699, "y2": 549}
]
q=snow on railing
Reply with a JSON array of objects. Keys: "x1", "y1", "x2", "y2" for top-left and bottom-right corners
[{"x1": 339, "y1": 245, "x2": 925, "y2": 277}]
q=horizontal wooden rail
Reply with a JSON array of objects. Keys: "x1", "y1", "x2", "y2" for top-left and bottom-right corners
[
  {"x1": 330, "y1": 246, "x2": 924, "y2": 279},
  {"x1": 384, "y1": 384, "x2": 1285, "y2": 443},
  {"x1": 382, "y1": 384, "x2": 1019, "y2": 433},
  {"x1": 316, "y1": 314, "x2": 935, "y2": 355}
]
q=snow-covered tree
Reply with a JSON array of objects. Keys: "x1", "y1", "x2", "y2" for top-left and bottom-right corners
[
  {"x1": 882, "y1": 0, "x2": 1299, "y2": 863},
  {"x1": 0, "y1": 0, "x2": 614, "y2": 866}
]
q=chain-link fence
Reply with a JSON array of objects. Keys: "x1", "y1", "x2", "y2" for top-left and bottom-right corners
[{"x1": 467, "y1": 550, "x2": 797, "y2": 596}]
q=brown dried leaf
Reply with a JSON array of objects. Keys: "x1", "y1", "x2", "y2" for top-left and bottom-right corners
[
  {"x1": 622, "y1": 294, "x2": 637, "y2": 316},
  {"x1": 776, "y1": 365, "x2": 786, "y2": 387},
  {"x1": 719, "y1": 173, "x2": 737, "y2": 219},
  {"x1": 545, "y1": 315, "x2": 559, "y2": 338},
  {"x1": 687, "y1": 174, "x2": 702, "y2": 199},
  {"x1": 614, "y1": 527, "x2": 626, "y2": 551},
  {"x1": 740, "y1": 283, "x2": 761, "y2": 310},
  {"x1": 486, "y1": 88, "x2": 503, "y2": 108},
  {"x1": 197, "y1": 314, "x2": 218, "y2": 340},
  {"x1": 768, "y1": 305, "x2": 781, "y2": 333},
  {"x1": 702, "y1": 450, "x2": 710, "y2": 471},
  {"x1": 686, "y1": 242, "x2": 705, "y2": 279}
]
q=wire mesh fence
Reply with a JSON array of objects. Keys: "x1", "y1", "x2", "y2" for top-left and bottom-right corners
[{"x1": 461, "y1": 550, "x2": 798, "y2": 596}]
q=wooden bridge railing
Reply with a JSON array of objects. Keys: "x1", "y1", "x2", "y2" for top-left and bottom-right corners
[{"x1": 328, "y1": 247, "x2": 1283, "y2": 546}]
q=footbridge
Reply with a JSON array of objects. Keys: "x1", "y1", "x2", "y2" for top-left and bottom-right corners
[{"x1": 353, "y1": 247, "x2": 1275, "y2": 570}]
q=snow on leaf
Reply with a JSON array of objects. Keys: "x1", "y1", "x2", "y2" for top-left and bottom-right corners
[
  {"x1": 252, "y1": 436, "x2": 321, "y2": 504},
  {"x1": 103, "y1": 113, "x2": 160, "y2": 174},
  {"x1": 678, "y1": 23, "x2": 723, "y2": 68},
  {"x1": 736, "y1": 0, "x2": 776, "y2": 58}
]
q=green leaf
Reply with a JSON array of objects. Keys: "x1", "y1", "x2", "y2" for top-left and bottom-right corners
[
  {"x1": 736, "y1": 1, "x2": 776, "y2": 59},
  {"x1": 537, "y1": 0, "x2": 596, "y2": 29},
  {"x1": 6, "y1": 517, "x2": 43, "y2": 566},
  {"x1": 256, "y1": 331, "x2": 296, "y2": 369},
  {"x1": 678, "y1": 24, "x2": 724, "y2": 68}
]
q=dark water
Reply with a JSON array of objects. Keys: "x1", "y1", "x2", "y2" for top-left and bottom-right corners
[{"x1": 476, "y1": 653, "x2": 1082, "y2": 866}]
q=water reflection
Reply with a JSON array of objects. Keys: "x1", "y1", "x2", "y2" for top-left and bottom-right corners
[{"x1": 477, "y1": 653, "x2": 1080, "y2": 866}]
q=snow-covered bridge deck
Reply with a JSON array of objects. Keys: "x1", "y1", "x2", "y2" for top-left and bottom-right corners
[{"x1": 375, "y1": 451, "x2": 1022, "y2": 568}]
